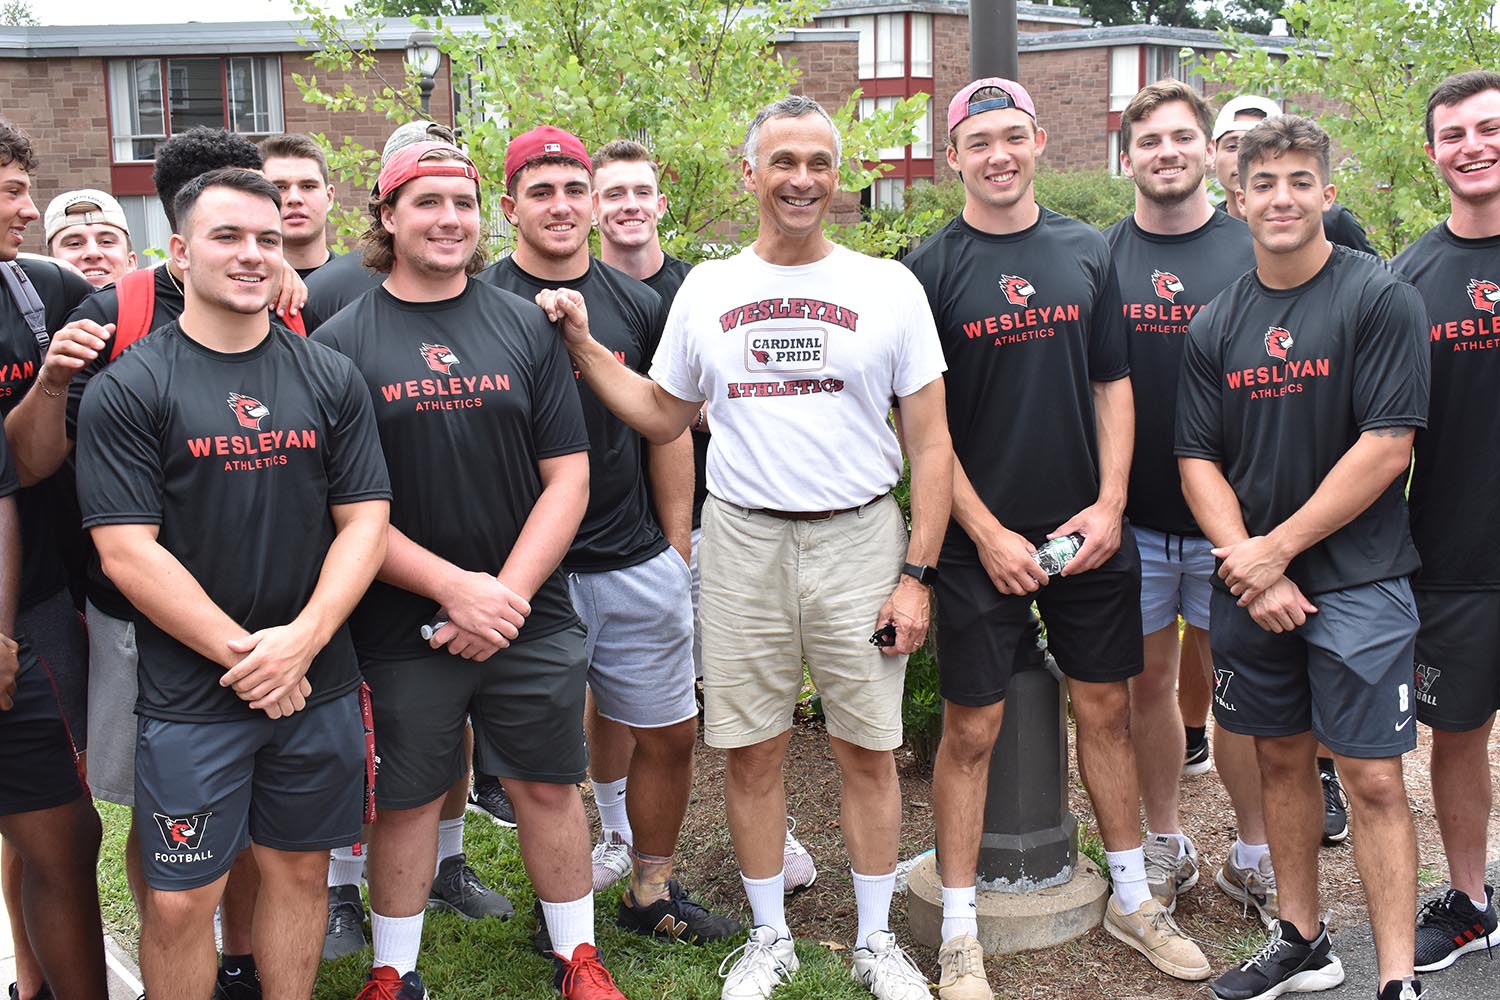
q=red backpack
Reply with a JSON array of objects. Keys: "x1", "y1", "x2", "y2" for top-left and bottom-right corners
[{"x1": 110, "y1": 267, "x2": 306, "y2": 361}]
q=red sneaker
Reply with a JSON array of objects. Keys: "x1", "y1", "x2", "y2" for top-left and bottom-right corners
[
  {"x1": 552, "y1": 943, "x2": 627, "y2": 999},
  {"x1": 353, "y1": 966, "x2": 427, "y2": 1000}
]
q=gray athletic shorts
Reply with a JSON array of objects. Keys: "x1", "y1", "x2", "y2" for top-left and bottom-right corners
[
  {"x1": 361, "y1": 623, "x2": 589, "y2": 809},
  {"x1": 1413, "y1": 588, "x2": 1500, "y2": 732},
  {"x1": 135, "y1": 690, "x2": 364, "y2": 891},
  {"x1": 1209, "y1": 576, "x2": 1420, "y2": 758},
  {"x1": 85, "y1": 600, "x2": 138, "y2": 805},
  {"x1": 19, "y1": 588, "x2": 88, "y2": 751},
  {"x1": 568, "y1": 548, "x2": 698, "y2": 729}
]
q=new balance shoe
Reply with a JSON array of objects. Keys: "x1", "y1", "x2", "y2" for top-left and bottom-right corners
[
  {"x1": 591, "y1": 831, "x2": 631, "y2": 892},
  {"x1": 783, "y1": 817, "x2": 817, "y2": 894},
  {"x1": 427, "y1": 852, "x2": 514, "y2": 921},
  {"x1": 552, "y1": 943, "x2": 628, "y2": 1000},
  {"x1": 353, "y1": 967, "x2": 427, "y2": 1000},
  {"x1": 850, "y1": 930, "x2": 931, "y2": 1000},
  {"x1": 720, "y1": 925, "x2": 799, "y2": 1000},
  {"x1": 1216, "y1": 853, "x2": 1279, "y2": 928},
  {"x1": 1209, "y1": 920, "x2": 1344, "y2": 1000},
  {"x1": 1145, "y1": 834, "x2": 1200, "y2": 911},
  {"x1": 1103, "y1": 895, "x2": 1211, "y2": 981},
  {"x1": 468, "y1": 776, "x2": 517, "y2": 828},
  {"x1": 1376, "y1": 978, "x2": 1425, "y2": 1000},
  {"x1": 1320, "y1": 767, "x2": 1348, "y2": 846},
  {"x1": 616, "y1": 879, "x2": 742, "y2": 944},
  {"x1": 325, "y1": 884, "x2": 367, "y2": 960},
  {"x1": 1184, "y1": 733, "x2": 1213, "y2": 777},
  {"x1": 936, "y1": 934, "x2": 992, "y2": 1000},
  {"x1": 1413, "y1": 885, "x2": 1499, "y2": 972}
]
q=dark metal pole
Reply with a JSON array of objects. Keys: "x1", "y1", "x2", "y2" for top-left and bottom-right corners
[{"x1": 969, "y1": 0, "x2": 1019, "y2": 80}]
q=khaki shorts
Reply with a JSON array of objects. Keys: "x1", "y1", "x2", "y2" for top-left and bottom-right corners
[{"x1": 699, "y1": 493, "x2": 909, "y2": 751}]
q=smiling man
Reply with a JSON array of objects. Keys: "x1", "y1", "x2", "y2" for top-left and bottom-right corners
[
  {"x1": 44, "y1": 188, "x2": 136, "y2": 288},
  {"x1": 1176, "y1": 115, "x2": 1428, "y2": 1000}
]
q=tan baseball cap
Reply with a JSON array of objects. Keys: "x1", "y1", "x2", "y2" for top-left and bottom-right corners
[{"x1": 45, "y1": 189, "x2": 130, "y2": 246}]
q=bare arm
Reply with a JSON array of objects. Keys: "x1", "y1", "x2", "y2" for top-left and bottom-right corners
[
  {"x1": 538, "y1": 288, "x2": 701, "y2": 444},
  {"x1": 1054, "y1": 376, "x2": 1133, "y2": 576},
  {"x1": 880, "y1": 378, "x2": 953, "y2": 655},
  {"x1": 5, "y1": 320, "x2": 113, "y2": 485},
  {"x1": 1215, "y1": 428, "x2": 1415, "y2": 601},
  {"x1": 648, "y1": 431, "x2": 694, "y2": 563}
]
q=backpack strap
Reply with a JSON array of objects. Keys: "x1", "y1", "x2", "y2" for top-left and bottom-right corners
[
  {"x1": 110, "y1": 267, "x2": 157, "y2": 362},
  {"x1": 0, "y1": 261, "x2": 50, "y2": 351}
]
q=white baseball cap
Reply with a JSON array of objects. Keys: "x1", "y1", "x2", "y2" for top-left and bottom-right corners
[
  {"x1": 44, "y1": 189, "x2": 130, "y2": 247},
  {"x1": 1212, "y1": 95, "x2": 1283, "y2": 141}
]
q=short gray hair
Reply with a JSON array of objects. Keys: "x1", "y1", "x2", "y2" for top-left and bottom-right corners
[{"x1": 744, "y1": 95, "x2": 842, "y2": 167}]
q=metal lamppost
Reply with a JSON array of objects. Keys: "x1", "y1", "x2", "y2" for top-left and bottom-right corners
[{"x1": 405, "y1": 30, "x2": 441, "y2": 115}]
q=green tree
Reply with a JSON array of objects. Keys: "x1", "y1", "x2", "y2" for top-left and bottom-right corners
[
  {"x1": 1, "y1": 0, "x2": 37, "y2": 26},
  {"x1": 1202, "y1": 0, "x2": 1495, "y2": 255},
  {"x1": 292, "y1": 0, "x2": 929, "y2": 261},
  {"x1": 1080, "y1": 0, "x2": 1285, "y2": 32}
]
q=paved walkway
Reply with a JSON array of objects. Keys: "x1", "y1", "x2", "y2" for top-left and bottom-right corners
[{"x1": 0, "y1": 875, "x2": 144, "y2": 1000}]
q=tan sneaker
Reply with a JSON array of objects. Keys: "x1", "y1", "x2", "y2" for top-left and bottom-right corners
[
  {"x1": 1143, "y1": 834, "x2": 1199, "y2": 911},
  {"x1": 1102, "y1": 895, "x2": 1211, "y2": 981},
  {"x1": 1215, "y1": 852, "x2": 1278, "y2": 928},
  {"x1": 936, "y1": 934, "x2": 992, "y2": 1000}
]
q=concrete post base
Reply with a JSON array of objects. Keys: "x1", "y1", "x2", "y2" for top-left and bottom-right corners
[{"x1": 905, "y1": 851, "x2": 1110, "y2": 955}]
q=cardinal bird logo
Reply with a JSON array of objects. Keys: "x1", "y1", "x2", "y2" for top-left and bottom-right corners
[
  {"x1": 1000, "y1": 274, "x2": 1036, "y2": 307},
  {"x1": 1264, "y1": 326, "x2": 1293, "y2": 361},
  {"x1": 226, "y1": 393, "x2": 269, "y2": 430},
  {"x1": 751, "y1": 349, "x2": 771, "y2": 365},
  {"x1": 1467, "y1": 278, "x2": 1500, "y2": 313},
  {"x1": 152, "y1": 811, "x2": 212, "y2": 851},
  {"x1": 419, "y1": 343, "x2": 460, "y2": 374},
  {"x1": 1152, "y1": 269, "x2": 1185, "y2": 303}
]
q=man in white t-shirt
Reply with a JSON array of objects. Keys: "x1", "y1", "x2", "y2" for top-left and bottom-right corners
[{"x1": 535, "y1": 95, "x2": 954, "y2": 1000}]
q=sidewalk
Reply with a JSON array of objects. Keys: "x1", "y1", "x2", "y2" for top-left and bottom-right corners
[{"x1": 0, "y1": 879, "x2": 144, "y2": 1000}]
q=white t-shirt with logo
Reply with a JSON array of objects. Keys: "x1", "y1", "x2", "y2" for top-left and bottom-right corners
[{"x1": 651, "y1": 244, "x2": 946, "y2": 511}]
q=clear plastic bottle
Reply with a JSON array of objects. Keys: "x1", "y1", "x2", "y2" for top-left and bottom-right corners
[{"x1": 1031, "y1": 533, "x2": 1085, "y2": 576}]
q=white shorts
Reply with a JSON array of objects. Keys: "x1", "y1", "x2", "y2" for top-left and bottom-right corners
[{"x1": 1135, "y1": 526, "x2": 1214, "y2": 634}]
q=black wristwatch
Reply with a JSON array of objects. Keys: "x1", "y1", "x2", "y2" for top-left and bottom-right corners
[{"x1": 902, "y1": 562, "x2": 939, "y2": 586}]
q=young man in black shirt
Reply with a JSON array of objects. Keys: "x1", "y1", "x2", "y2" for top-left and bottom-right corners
[
  {"x1": 905, "y1": 78, "x2": 1209, "y2": 993},
  {"x1": 315, "y1": 140, "x2": 636, "y2": 1000},
  {"x1": 259, "y1": 134, "x2": 336, "y2": 277},
  {"x1": 1106, "y1": 81, "x2": 1274, "y2": 926},
  {"x1": 1177, "y1": 116, "x2": 1427, "y2": 1000},
  {"x1": 480, "y1": 125, "x2": 737, "y2": 945},
  {"x1": 76, "y1": 167, "x2": 391, "y2": 1000},
  {"x1": 0, "y1": 118, "x2": 107, "y2": 1000},
  {"x1": 1391, "y1": 69, "x2": 1500, "y2": 974}
]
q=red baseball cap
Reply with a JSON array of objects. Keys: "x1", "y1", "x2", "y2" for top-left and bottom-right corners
[
  {"x1": 376, "y1": 141, "x2": 480, "y2": 200},
  {"x1": 504, "y1": 126, "x2": 591, "y2": 189},
  {"x1": 947, "y1": 78, "x2": 1037, "y2": 134}
]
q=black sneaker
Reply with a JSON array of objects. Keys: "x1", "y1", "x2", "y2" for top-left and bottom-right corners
[
  {"x1": 532, "y1": 897, "x2": 554, "y2": 956},
  {"x1": 615, "y1": 879, "x2": 742, "y2": 945},
  {"x1": 213, "y1": 963, "x2": 260, "y2": 1000},
  {"x1": 8, "y1": 984, "x2": 54, "y2": 1000},
  {"x1": 467, "y1": 776, "x2": 517, "y2": 828},
  {"x1": 427, "y1": 852, "x2": 514, "y2": 921},
  {"x1": 1376, "y1": 978, "x2": 1425, "y2": 1000},
  {"x1": 1184, "y1": 733, "x2": 1213, "y2": 777},
  {"x1": 1414, "y1": 885, "x2": 1499, "y2": 972},
  {"x1": 1320, "y1": 767, "x2": 1349, "y2": 845},
  {"x1": 324, "y1": 883, "x2": 368, "y2": 961},
  {"x1": 1210, "y1": 920, "x2": 1345, "y2": 1000}
]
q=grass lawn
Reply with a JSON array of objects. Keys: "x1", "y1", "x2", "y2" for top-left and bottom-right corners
[{"x1": 95, "y1": 802, "x2": 881, "y2": 1000}]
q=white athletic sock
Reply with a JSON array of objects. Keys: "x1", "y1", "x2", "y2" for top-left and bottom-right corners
[
  {"x1": 940, "y1": 883, "x2": 979, "y2": 944},
  {"x1": 1107, "y1": 847, "x2": 1151, "y2": 913},
  {"x1": 1468, "y1": 886, "x2": 1491, "y2": 913},
  {"x1": 328, "y1": 844, "x2": 365, "y2": 888},
  {"x1": 370, "y1": 910, "x2": 424, "y2": 975},
  {"x1": 851, "y1": 869, "x2": 896, "y2": 951},
  {"x1": 540, "y1": 892, "x2": 595, "y2": 962},
  {"x1": 593, "y1": 777, "x2": 632, "y2": 844},
  {"x1": 1233, "y1": 838, "x2": 1270, "y2": 871},
  {"x1": 741, "y1": 870, "x2": 789, "y2": 938},
  {"x1": 435, "y1": 817, "x2": 464, "y2": 874}
]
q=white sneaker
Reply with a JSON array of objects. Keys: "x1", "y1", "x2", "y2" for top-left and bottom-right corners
[
  {"x1": 590, "y1": 831, "x2": 631, "y2": 892},
  {"x1": 850, "y1": 930, "x2": 932, "y2": 1000},
  {"x1": 783, "y1": 817, "x2": 817, "y2": 894},
  {"x1": 720, "y1": 925, "x2": 799, "y2": 1000}
]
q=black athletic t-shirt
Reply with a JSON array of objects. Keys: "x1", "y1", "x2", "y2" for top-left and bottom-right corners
[
  {"x1": 1392, "y1": 223, "x2": 1500, "y2": 589},
  {"x1": 1175, "y1": 246, "x2": 1427, "y2": 595},
  {"x1": 904, "y1": 208, "x2": 1130, "y2": 551},
  {"x1": 76, "y1": 323, "x2": 392, "y2": 722},
  {"x1": 1215, "y1": 200, "x2": 1378, "y2": 257},
  {"x1": 294, "y1": 248, "x2": 339, "y2": 281},
  {"x1": 314, "y1": 280, "x2": 589, "y2": 659},
  {"x1": 479, "y1": 256, "x2": 669, "y2": 572},
  {"x1": 303, "y1": 248, "x2": 382, "y2": 333},
  {"x1": 2, "y1": 259, "x2": 92, "y2": 610},
  {"x1": 643, "y1": 254, "x2": 708, "y2": 528},
  {"x1": 1106, "y1": 212, "x2": 1256, "y2": 536}
]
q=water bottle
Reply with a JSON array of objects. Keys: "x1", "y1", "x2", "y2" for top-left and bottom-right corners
[{"x1": 1031, "y1": 533, "x2": 1085, "y2": 576}]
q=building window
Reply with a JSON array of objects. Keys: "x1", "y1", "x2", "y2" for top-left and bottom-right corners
[
  {"x1": 1144, "y1": 46, "x2": 1207, "y2": 92},
  {"x1": 1108, "y1": 129, "x2": 1122, "y2": 176},
  {"x1": 849, "y1": 15, "x2": 875, "y2": 78},
  {"x1": 1108, "y1": 46, "x2": 1139, "y2": 113},
  {"x1": 118, "y1": 194, "x2": 172, "y2": 260},
  {"x1": 109, "y1": 56, "x2": 283, "y2": 163},
  {"x1": 873, "y1": 177, "x2": 905, "y2": 210},
  {"x1": 875, "y1": 13, "x2": 904, "y2": 77},
  {"x1": 910, "y1": 14, "x2": 932, "y2": 77}
]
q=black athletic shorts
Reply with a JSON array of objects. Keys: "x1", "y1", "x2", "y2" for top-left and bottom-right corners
[
  {"x1": 934, "y1": 527, "x2": 1144, "y2": 706},
  {"x1": 361, "y1": 622, "x2": 589, "y2": 810},
  {"x1": 0, "y1": 642, "x2": 85, "y2": 816},
  {"x1": 134, "y1": 691, "x2": 364, "y2": 891},
  {"x1": 1414, "y1": 588, "x2": 1500, "y2": 732},
  {"x1": 18, "y1": 587, "x2": 88, "y2": 751},
  {"x1": 1209, "y1": 577, "x2": 1419, "y2": 758}
]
